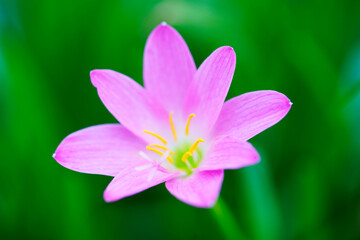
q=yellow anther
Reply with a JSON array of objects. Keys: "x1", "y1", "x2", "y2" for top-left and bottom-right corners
[
  {"x1": 147, "y1": 144, "x2": 174, "y2": 155},
  {"x1": 189, "y1": 138, "x2": 205, "y2": 153},
  {"x1": 146, "y1": 146, "x2": 173, "y2": 163},
  {"x1": 181, "y1": 152, "x2": 192, "y2": 162},
  {"x1": 169, "y1": 112, "x2": 177, "y2": 141},
  {"x1": 185, "y1": 114, "x2": 196, "y2": 135},
  {"x1": 143, "y1": 130, "x2": 167, "y2": 145}
]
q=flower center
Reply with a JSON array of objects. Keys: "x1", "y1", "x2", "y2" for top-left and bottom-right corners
[{"x1": 142, "y1": 112, "x2": 205, "y2": 174}]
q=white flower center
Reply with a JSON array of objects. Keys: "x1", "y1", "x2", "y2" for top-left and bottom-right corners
[{"x1": 138, "y1": 112, "x2": 205, "y2": 178}]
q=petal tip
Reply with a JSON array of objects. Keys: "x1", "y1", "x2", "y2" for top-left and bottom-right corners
[
  {"x1": 52, "y1": 146, "x2": 67, "y2": 166},
  {"x1": 90, "y1": 69, "x2": 101, "y2": 87},
  {"x1": 103, "y1": 190, "x2": 115, "y2": 203},
  {"x1": 284, "y1": 97, "x2": 293, "y2": 112},
  {"x1": 222, "y1": 45, "x2": 234, "y2": 51},
  {"x1": 52, "y1": 147, "x2": 72, "y2": 170},
  {"x1": 53, "y1": 146, "x2": 62, "y2": 161},
  {"x1": 219, "y1": 46, "x2": 235, "y2": 54},
  {"x1": 89, "y1": 69, "x2": 99, "y2": 76},
  {"x1": 272, "y1": 91, "x2": 293, "y2": 111},
  {"x1": 254, "y1": 153, "x2": 261, "y2": 164},
  {"x1": 152, "y1": 22, "x2": 176, "y2": 35},
  {"x1": 89, "y1": 69, "x2": 116, "y2": 88},
  {"x1": 215, "y1": 46, "x2": 236, "y2": 63}
]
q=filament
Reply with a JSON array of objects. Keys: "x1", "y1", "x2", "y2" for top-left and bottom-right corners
[
  {"x1": 181, "y1": 152, "x2": 192, "y2": 162},
  {"x1": 143, "y1": 130, "x2": 167, "y2": 145},
  {"x1": 169, "y1": 112, "x2": 177, "y2": 141},
  {"x1": 185, "y1": 114, "x2": 195, "y2": 135},
  {"x1": 147, "y1": 144, "x2": 174, "y2": 155},
  {"x1": 189, "y1": 138, "x2": 205, "y2": 153},
  {"x1": 146, "y1": 146, "x2": 173, "y2": 163}
]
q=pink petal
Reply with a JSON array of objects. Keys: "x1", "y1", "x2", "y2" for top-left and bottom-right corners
[
  {"x1": 54, "y1": 124, "x2": 146, "y2": 176},
  {"x1": 103, "y1": 166, "x2": 178, "y2": 202},
  {"x1": 165, "y1": 170, "x2": 224, "y2": 208},
  {"x1": 144, "y1": 23, "x2": 196, "y2": 111},
  {"x1": 183, "y1": 46, "x2": 236, "y2": 137},
  {"x1": 90, "y1": 69, "x2": 170, "y2": 142},
  {"x1": 198, "y1": 136, "x2": 260, "y2": 171},
  {"x1": 212, "y1": 90, "x2": 292, "y2": 141}
]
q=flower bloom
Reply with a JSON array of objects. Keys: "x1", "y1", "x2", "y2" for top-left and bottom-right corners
[{"x1": 53, "y1": 23, "x2": 292, "y2": 208}]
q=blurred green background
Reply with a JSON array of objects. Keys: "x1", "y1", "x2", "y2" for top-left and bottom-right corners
[{"x1": 1, "y1": 0, "x2": 360, "y2": 239}]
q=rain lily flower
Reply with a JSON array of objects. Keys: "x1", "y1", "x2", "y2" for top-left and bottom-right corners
[{"x1": 53, "y1": 22, "x2": 292, "y2": 208}]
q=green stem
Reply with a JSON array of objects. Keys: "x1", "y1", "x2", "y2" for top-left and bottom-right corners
[{"x1": 211, "y1": 197, "x2": 246, "y2": 240}]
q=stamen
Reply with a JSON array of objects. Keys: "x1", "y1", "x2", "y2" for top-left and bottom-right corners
[
  {"x1": 143, "y1": 130, "x2": 167, "y2": 145},
  {"x1": 185, "y1": 114, "x2": 196, "y2": 135},
  {"x1": 146, "y1": 146, "x2": 173, "y2": 163},
  {"x1": 169, "y1": 112, "x2": 177, "y2": 141},
  {"x1": 159, "y1": 150, "x2": 171, "y2": 164},
  {"x1": 147, "y1": 144, "x2": 174, "y2": 155},
  {"x1": 181, "y1": 152, "x2": 192, "y2": 162},
  {"x1": 189, "y1": 138, "x2": 205, "y2": 153}
]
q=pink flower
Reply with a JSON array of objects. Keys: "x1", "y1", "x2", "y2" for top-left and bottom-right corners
[{"x1": 53, "y1": 23, "x2": 292, "y2": 208}]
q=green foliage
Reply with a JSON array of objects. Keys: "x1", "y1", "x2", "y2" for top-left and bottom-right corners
[{"x1": 1, "y1": 0, "x2": 359, "y2": 239}]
